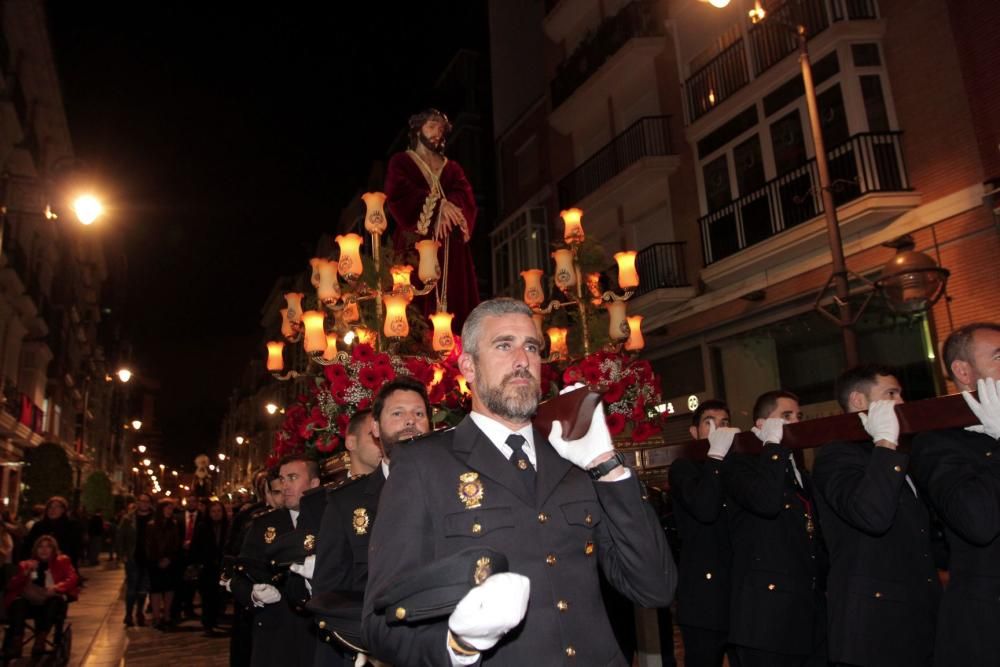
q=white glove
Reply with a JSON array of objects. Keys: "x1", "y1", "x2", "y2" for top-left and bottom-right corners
[
  {"x1": 219, "y1": 577, "x2": 232, "y2": 592},
  {"x1": 448, "y1": 572, "x2": 531, "y2": 652},
  {"x1": 560, "y1": 382, "x2": 585, "y2": 395},
  {"x1": 963, "y1": 378, "x2": 1000, "y2": 440},
  {"x1": 548, "y1": 403, "x2": 614, "y2": 470},
  {"x1": 251, "y1": 583, "x2": 281, "y2": 607},
  {"x1": 289, "y1": 554, "x2": 315, "y2": 580},
  {"x1": 751, "y1": 417, "x2": 784, "y2": 445},
  {"x1": 859, "y1": 399, "x2": 900, "y2": 445},
  {"x1": 706, "y1": 422, "x2": 740, "y2": 460}
]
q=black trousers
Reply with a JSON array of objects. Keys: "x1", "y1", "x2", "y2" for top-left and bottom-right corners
[
  {"x1": 199, "y1": 568, "x2": 222, "y2": 629},
  {"x1": 230, "y1": 604, "x2": 253, "y2": 667},
  {"x1": 734, "y1": 645, "x2": 827, "y2": 667},
  {"x1": 680, "y1": 625, "x2": 731, "y2": 667}
]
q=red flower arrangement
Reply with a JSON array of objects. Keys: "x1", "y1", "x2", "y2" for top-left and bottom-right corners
[
  {"x1": 561, "y1": 351, "x2": 666, "y2": 442},
  {"x1": 271, "y1": 342, "x2": 471, "y2": 462}
]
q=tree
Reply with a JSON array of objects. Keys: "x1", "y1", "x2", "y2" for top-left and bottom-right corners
[
  {"x1": 20, "y1": 442, "x2": 73, "y2": 517},
  {"x1": 81, "y1": 471, "x2": 114, "y2": 517}
]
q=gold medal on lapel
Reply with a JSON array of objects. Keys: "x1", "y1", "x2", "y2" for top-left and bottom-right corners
[
  {"x1": 304, "y1": 534, "x2": 316, "y2": 552},
  {"x1": 458, "y1": 472, "x2": 484, "y2": 509},
  {"x1": 353, "y1": 508, "x2": 370, "y2": 536},
  {"x1": 264, "y1": 526, "x2": 277, "y2": 544},
  {"x1": 474, "y1": 556, "x2": 493, "y2": 585}
]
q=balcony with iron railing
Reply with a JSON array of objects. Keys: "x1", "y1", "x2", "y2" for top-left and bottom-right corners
[
  {"x1": 558, "y1": 116, "x2": 675, "y2": 209},
  {"x1": 699, "y1": 131, "x2": 910, "y2": 267},
  {"x1": 550, "y1": 0, "x2": 663, "y2": 113},
  {"x1": 685, "y1": 0, "x2": 878, "y2": 123}
]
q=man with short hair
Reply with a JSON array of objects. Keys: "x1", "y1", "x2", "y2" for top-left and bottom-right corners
[
  {"x1": 231, "y1": 455, "x2": 320, "y2": 666},
  {"x1": 723, "y1": 389, "x2": 827, "y2": 666},
  {"x1": 362, "y1": 298, "x2": 675, "y2": 665},
  {"x1": 309, "y1": 382, "x2": 432, "y2": 665},
  {"x1": 669, "y1": 400, "x2": 739, "y2": 667},
  {"x1": 344, "y1": 409, "x2": 383, "y2": 477},
  {"x1": 912, "y1": 322, "x2": 1000, "y2": 665},
  {"x1": 814, "y1": 364, "x2": 939, "y2": 666}
]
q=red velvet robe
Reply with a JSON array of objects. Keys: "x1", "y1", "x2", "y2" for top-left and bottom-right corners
[{"x1": 384, "y1": 150, "x2": 480, "y2": 328}]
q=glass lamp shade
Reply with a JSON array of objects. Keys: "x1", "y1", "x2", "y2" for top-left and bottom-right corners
[
  {"x1": 560, "y1": 208, "x2": 584, "y2": 244},
  {"x1": 391, "y1": 264, "x2": 414, "y2": 292},
  {"x1": 547, "y1": 327, "x2": 569, "y2": 359},
  {"x1": 280, "y1": 308, "x2": 294, "y2": 339},
  {"x1": 625, "y1": 315, "x2": 645, "y2": 351},
  {"x1": 606, "y1": 300, "x2": 630, "y2": 340},
  {"x1": 521, "y1": 269, "x2": 545, "y2": 307},
  {"x1": 313, "y1": 258, "x2": 340, "y2": 304},
  {"x1": 335, "y1": 233, "x2": 365, "y2": 279},
  {"x1": 430, "y1": 311, "x2": 456, "y2": 352},
  {"x1": 551, "y1": 249, "x2": 577, "y2": 289},
  {"x1": 302, "y1": 311, "x2": 327, "y2": 353},
  {"x1": 614, "y1": 251, "x2": 640, "y2": 290},
  {"x1": 284, "y1": 292, "x2": 304, "y2": 322},
  {"x1": 875, "y1": 249, "x2": 950, "y2": 314},
  {"x1": 415, "y1": 240, "x2": 441, "y2": 283},
  {"x1": 322, "y1": 334, "x2": 338, "y2": 361},
  {"x1": 382, "y1": 294, "x2": 410, "y2": 338},
  {"x1": 361, "y1": 191, "x2": 388, "y2": 234},
  {"x1": 266, "y1": 341, "x2": 285, "y2": 371}
]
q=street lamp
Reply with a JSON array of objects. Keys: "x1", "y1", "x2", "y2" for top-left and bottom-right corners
[
  {"x1": 171, "y1": 470, "x2": 178, "y2": 477},
  {"x1": 235, "y1": 435, "x2": 245, "y2": 445},
  {"x1": 265, "y1": 402, "x2": 279, "y2": 415},
  {"x1": 218, "y1": 453, "x2": 227, "y2": 462},
  {"x1": 137, "y1": 445, "x2": 147, "y2": 454},
  {"x1": 131, "y1": 419, "x2": 142, "y2": 431},
  {"x1": 71, "y1": 194, "x2": 104, "y2": 226},
  {"x1": 142, "y1": 458, "x2": 151, "y2": 467},
  {"x1": 116, "y1": 368, "x2": 133, "y2": 384}
]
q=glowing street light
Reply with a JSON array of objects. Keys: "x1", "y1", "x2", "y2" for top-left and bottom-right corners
[
  {"x1": 209, "y1": 464, "x2": 216, "y2": 472},
  {"x1": 218, "y1": 453, "x2": 226, "y2": 462},
  {"x1": 171, "y1": 470, "x2": 178, "y2": 477},
  {"x1": 116, "y1": 368, "x2": 133, "y2": 383},
  {"x1": 137, "y1": 445, "x2": 147, "y2": 454},
  {"x1": 265, "y1": 402, "x2": 279, "y2": 415},
  {"x1": 235, "y1": 435, "x2": 245, "y2": 445},
  {"x1": 142, "y1": 458, "x2": 151, "y2": 467},
  {"x1": 131, "y1": 467, "x2": 139, "y2": 473},
  {"x1": 71, "y1": 194, "x2": 104, "y2": 225},
  {"x1": 131, "y1": 419, "x2": 143, "y2": 431}
]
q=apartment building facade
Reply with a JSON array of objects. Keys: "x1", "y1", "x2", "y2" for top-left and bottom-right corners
[{"x1": 490, "y1": 0, "x2": 1000, "y2": 434}]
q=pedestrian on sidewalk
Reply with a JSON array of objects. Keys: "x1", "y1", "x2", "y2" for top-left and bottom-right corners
[
  {"x1": 2, "y1": 535, "x2": 79, "y2": 659},
  {"x1": 117, "y1": 494, "x2": 153, "y2": 627},
  {"x1": 87, "y1": 510, "x2": 105, "y2": 566},
  {"x1": 21, "y1": 497, "x2": 82, "y2": 570},
  {"x1": 146, "y1": 499, "x2": 181, "y2": 630},
  {"x1": 192, "y1": 500, "x2": 229, "y2": 636}
]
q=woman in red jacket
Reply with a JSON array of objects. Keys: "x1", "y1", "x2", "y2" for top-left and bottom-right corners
[{"x1": 2, "y1": 535, "x2": 79, "y2": 658}]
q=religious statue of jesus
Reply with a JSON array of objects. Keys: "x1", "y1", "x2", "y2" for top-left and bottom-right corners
[{"x1": 384, "y1": 109, "x2": 480, "y2": 327}]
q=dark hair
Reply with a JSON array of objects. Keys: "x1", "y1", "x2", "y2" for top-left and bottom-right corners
[
  {"x1": 277, "y1": 454, "x2": 320, "y2": 481},
  {"x1": 835, "y1": 364, "x2": 899, "y2": 411},
  {"x1": 152, "y1": 499, "x2": 175, "y2": 527},
  {"x1": 407, "y1": 108, "x2": 451, "y2": 150},
  {"x1": 347, "y1": 409, "x2": 373, "y2": 440},
  {"x1": 691, "y1": 399, "x2": 730, "y2": 427},
  {"x1": 753, "y1": 390, "x2": 799, "y2": 421},
  {"x1": 252, "y1": 470, "x2": 270, "y2": 501},
  {"x1": 373, "y1": 376, "x2": 431, "y2": 422},
  {"x1": 942, "y1": 322, "x2": 1000, "y2": 381}
]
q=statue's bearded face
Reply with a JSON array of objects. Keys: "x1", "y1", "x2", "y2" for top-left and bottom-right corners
[{"x1": 419, "y1": 118, "x2": 447, "y2": 154}]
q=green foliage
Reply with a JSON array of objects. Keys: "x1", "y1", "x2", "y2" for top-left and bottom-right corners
[
  {"x1": 81, "y1": 471, "x2": 114, "y2": 517},
  {"x1": 21, "y1": 443, "x2": 73, "y2": 517}
]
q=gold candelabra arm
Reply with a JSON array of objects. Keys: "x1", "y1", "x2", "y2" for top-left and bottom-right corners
[
  {"x1": 532, "y1": 299, "x2": 576, "y2": 316},
  {"x1": 601, "y1": 290, "x2": 635, "y2": 303},
  {"x1": 271, "y1": 370, "x2": 304, "y2": 381}
]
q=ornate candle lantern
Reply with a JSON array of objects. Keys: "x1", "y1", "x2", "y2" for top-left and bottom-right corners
[
  {"x1": 382, "y1": 294, "x2": 410, "y2": 338},
  {"x1": 302, "y1": 311, "x2": 327, "y2": 353},
  {"x1": 361, "y1": 192, "x2": 388, "y2": 234},
  {"x1": 605, "y1": 301, "x2": 630, "y2": 340},
  {"x1": 560, "y1": 208, "x2": 584, "y2": 244},
  {"x1": 625, "y1": 315, "x2": 645, "y2": 351},
  {"x1": 547, "y1": 327, "x2": 569, "y2": 360},
  {"x1": 266, "y1": 341, "x2": 285, "y2": 372},
  {"x1": 521, "y1": 269, "x2": 545, "y2": 307},
  {"x1": 614, "y1": 251, "x2": 639, "y2": 290},
  {"x1": 551, "y1": 249, "x2": 577, "y2": 289},
  {"x1": 430, "y1": 312, "x2": 456, "y2": 352},
  {"x1": 415, "y1": 240, "x2": 441, "y2": 284},
  {"x1": 335, "y1": 233, "x2": 364, "y2": 280}
]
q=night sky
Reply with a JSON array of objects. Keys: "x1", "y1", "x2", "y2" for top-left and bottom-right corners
[{"x1": 46, "y1": 3, "x2": 490, "y2": 468}]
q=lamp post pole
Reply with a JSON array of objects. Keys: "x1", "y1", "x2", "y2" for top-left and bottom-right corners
[{"x1": 796, "y1": 24, "x2": 860, "y2": 366}]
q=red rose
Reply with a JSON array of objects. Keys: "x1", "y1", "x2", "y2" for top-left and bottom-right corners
[
  {"x1": 631, "y1": 400, "x2": 647, "y2": 421},
  {"x1": 378, "y1": 365, "x2": 396, "y2": 383},
  {"x1": 580, "y1": 358, "x2": 603, "y2": 386},
  {"x1": 351, "y1": 344, "x2": 376, "y2": 363},
  {"x1": 563, "y1": 366, "x2": 582, "y2": 385},
  {"x1": 428, "y1": 383, "x2": 446, "y2": 405},
  {"x1": 602, "y1": 382, "x2": 626, "y2": 404},
  {"x1": 373, "y1": 353, "x2": 393, "y2": 369},
  {"x1": 324, "y1": 364, "x2": 348, "y2": 385},
  {"x1": 359, "y1": 366, "x2": 383, "y2": 390},
  {"x1": 632, "y1": 421, "x2": 661, "y2": 443},
  {"x1": 315, "y1": 435, "x2": 340, "y2": 454},
  {"x1": 605, "y1": 412, "x2": 626, "y2": 436}
]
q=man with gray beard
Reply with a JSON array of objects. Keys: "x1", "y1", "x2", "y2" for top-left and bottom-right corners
[{"x1": 362, "y1": 298, "x2": 676, "y2": 666}]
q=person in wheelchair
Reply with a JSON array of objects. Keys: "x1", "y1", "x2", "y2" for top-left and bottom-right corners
[{"x1": 3, "y1": 535, "x2": 79, "y2": 658}]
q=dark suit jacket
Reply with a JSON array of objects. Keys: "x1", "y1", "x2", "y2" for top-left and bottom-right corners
[
  {"x1": 911, "y1": 428, "x2": 1000, "y2": 667},
  {"x1": 231, "y1": 508, "x2": 315, "y2": 667},
  {"x1": 361, "y1": 416, "x2": 676, "y2": 666},
  {"x1": 668, "y1": 457, "x2": 731, "y2": 633},
  {"x1": 722, "y1": 444, "x2": 827, "y2": 656},
  {"x1": 813, "y1": 440, "x2": 940, "y2": 666},
  {"x1": 314, "y1": 468, "x2": 386, "y2": 595}
]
